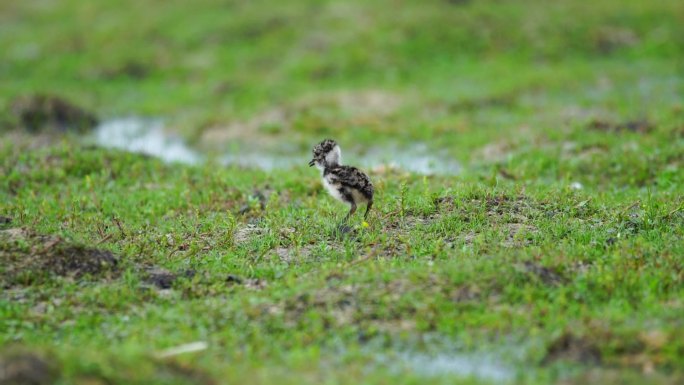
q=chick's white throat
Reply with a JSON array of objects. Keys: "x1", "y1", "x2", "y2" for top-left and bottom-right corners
[{"x1": 325, "y1": 145, "x2": 341, "y2": 166}]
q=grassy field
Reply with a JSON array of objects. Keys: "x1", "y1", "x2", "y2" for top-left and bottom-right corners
[{"x1": 1, "y1": 0, "x2": 684, "y2": 384}]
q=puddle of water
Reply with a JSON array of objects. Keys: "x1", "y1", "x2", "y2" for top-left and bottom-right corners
[
  {"x1": 333, "y1": 335, "x2": 521, "y2": 382},
  {"x1": 360, "y1": 143, "x2": 461, "y2": 175},
  {"x1": 92, "y1": 117, "x2": 461, "y2": 175},
  {"x1": 384, "y1": 351, "x2": 513, "y2": 382},
  {"x1": 94, "y1": 118, "x2": 201, "y2": 164},
  {"x1": 220, "y1": 152, "x2": 301, "y2": 170}
]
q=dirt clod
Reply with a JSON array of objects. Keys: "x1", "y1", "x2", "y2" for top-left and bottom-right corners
[
  {"x1": 44, "y1": 245, "x2": 118, "y2": 277},
  {"x1": 144, "y1": 268, "x2": 175, "y2": 289},
  {"x1": 0, "y1": 352, "x2": 58, "y2": 385},
  {"x1": 1, "y1": 230, "x2": 120, "y2": 286},
  {"x1": 225, "y1": 274, "x2": 244, "y2": 285},
  {"x1": 10, "y1": 94, "x2": 98, "y2": 133},
  {"x1": 143, "y1": 267, "x2": 196, "y2": 289}
]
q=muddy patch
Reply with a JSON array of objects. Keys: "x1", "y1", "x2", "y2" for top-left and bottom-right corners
[
  {"x1": 0, "y1": 351, "x2": 59, "y2": 385},
  {"x1": 143, "y1": 266, "x2": 196, "y2": 289},
  {"x1": 224, "y1": 274, "x2": 268, "y2": 290},
  {"x1": 449, "y1": 284, "x2": 484, "y2": 303},
  {"x1": 41, "y1": 245, "x2": 117, "y2": 277},
  {"x1": 271, "y1": 247, "x2": 294, "y2": 263},
  {"x1": 200, "y1": 108, "x2": 289, "y2": 146},
  {"x1": 501, "y1": 223, "x2": 539, "y2": 248},
  {"x1": 519, "y1": 261, "x2": 566, "y2": 286},
  {"x1": 594, "y1": 27, "x2": 639, "y2": 54},
  {"x1": 543, "y1": 333, "x2": 602, "y2": 365},
  {"x1": 561, "y1": 141, "x2": 609, "y2": 160},
  {"x1": 476, "y1": 141, "x2": 515, "y2": 163},
  {"x1": 10, "y1": 94, "x2": 98, "y2": 133},
  {"x1": 233, "y1": 224, "x2": 267, "y2": 244},
  {"x1": 0, "y1": 228, "x2": 120, "y2": 287}
]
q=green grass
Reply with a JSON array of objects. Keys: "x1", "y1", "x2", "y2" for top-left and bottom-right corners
[{"x1": 1, "y1": 0, "x2": 684, "y2": 384}]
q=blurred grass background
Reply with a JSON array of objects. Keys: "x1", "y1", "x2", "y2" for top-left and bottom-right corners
[{"x1": 1, "y1": 0, "x2": 682, "y2": 155}]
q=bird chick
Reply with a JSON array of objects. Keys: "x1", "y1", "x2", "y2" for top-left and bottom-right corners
[{"x1": 309, "y1": 139, "x2": 374, "y2": 221}]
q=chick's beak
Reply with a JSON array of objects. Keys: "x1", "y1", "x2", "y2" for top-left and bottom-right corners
[{"x1": 308, "y1": 159, "x2": 315, "y2": 167}]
